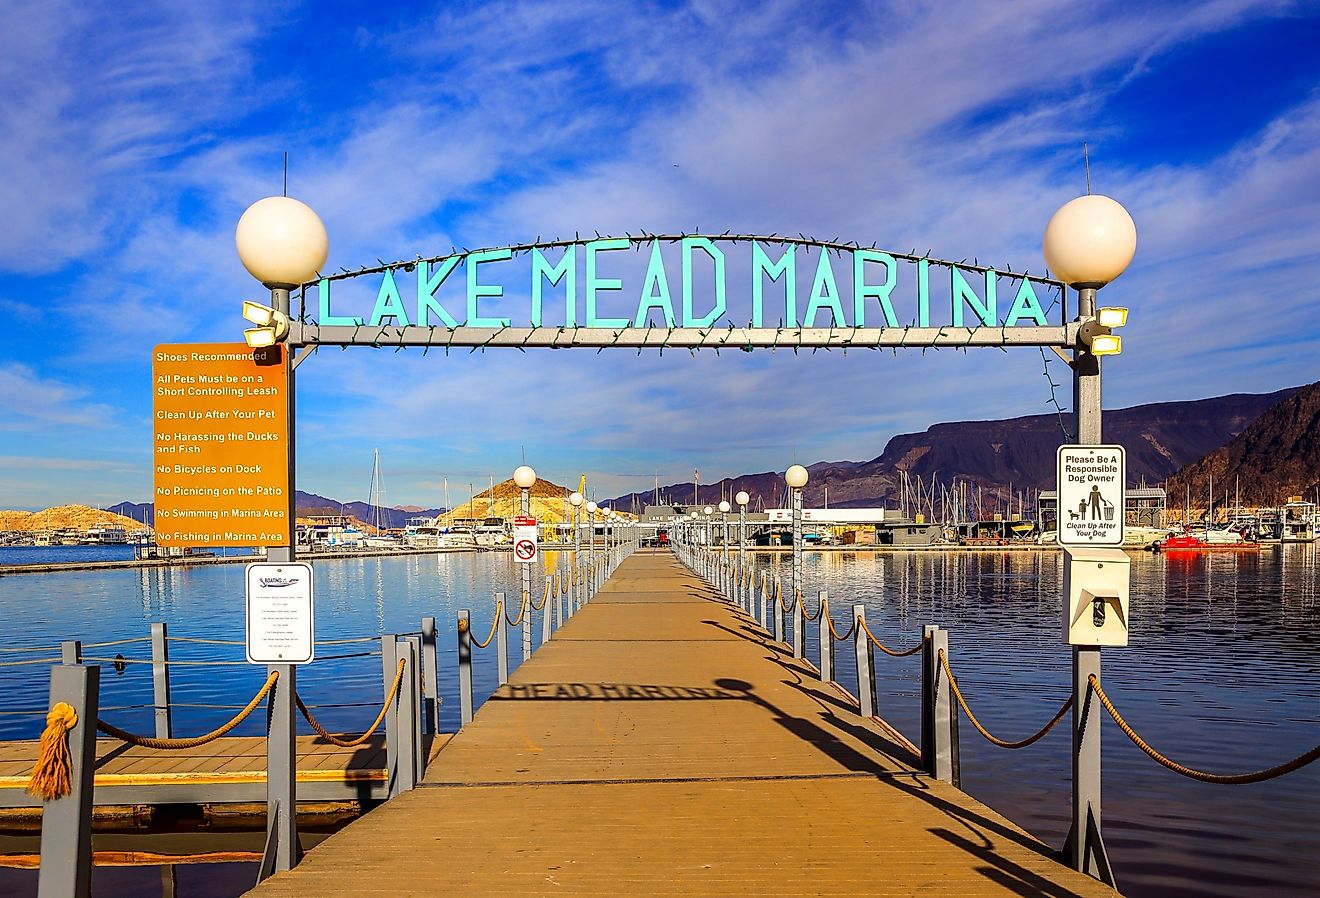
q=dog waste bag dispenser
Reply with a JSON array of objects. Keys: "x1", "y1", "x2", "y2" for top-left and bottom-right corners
[{"x1": 1062, "y1": 547, "x2": 1130, "y2": 646}]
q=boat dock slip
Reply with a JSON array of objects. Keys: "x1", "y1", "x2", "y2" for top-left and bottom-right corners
[{"x1": 247, "y1": 552, "x2": 1115, "y2": 897}]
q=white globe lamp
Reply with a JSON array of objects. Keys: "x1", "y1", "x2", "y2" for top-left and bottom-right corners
[
  {"x1": 785, "y1": 465, "x2": 809, "y2": 489},
  {"x1": 513, "y1": 465, "x2": 537, "y2": 489},
  {"x1": 235, "y1": 196, "x2": 329, "y2": 288},
  {"x1": 1042, "y1": 195, "x2": 1137, "y2": 289},
  {"x1": 735, "y1": 490, "x2": 749, "y2": 507}
]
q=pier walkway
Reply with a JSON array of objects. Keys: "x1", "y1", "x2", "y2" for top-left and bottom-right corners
[{"x1": 247, "y1": 551, "x2": 1115, "y2": 896}]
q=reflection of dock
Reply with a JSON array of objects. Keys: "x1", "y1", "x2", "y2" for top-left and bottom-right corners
[
  {"x1": 246, "y1": 553, "x2": 1113, "y2": 897},
  {"x1": 0, "y1": 735, "x2": 449, "y2": 812}
]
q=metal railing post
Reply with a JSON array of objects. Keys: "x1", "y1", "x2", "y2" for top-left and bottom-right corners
[
  {"x1": 399, "y1": 637, "x2": 421, "y2": 789},
  {"x1": 60, "y1": 640, "x2": 81, "y2": 665},
  {"x1": 379, "y1": 635, "x2": 401, "y2": 796},
  {"x1": 457, "y1": 611, "x2": 473, "y2": 727},
  {"x1": 925, "y1": 626, "x2": 954, "y2": 784},
  {"x1": 36, "y1": 663, "x2": 99, "y2": 898},
  {"x1": 150, "y1": 623, "x2": 172, "y2": 740},
  {"x1": 543, "y1": 576, "x2": 554, "y2": 644},
  {"x1": 494, "y1": 592, "x2": 509, "y2": 686},
  {"x1": 420, "y1": 617, "x2": 438, "y2": 735},
  {"x1": 817, "y1": 591, "x2": 832, "y2": 684},
  {"x1": 853, "y1": 604, "x2": 876, "y2": 719},
  {"x1": 555, "y1": 572, "x2": 564, "y2": 629},
  {"x1": 758, "y1": 573, "x2": 768, "y2": 632},
  {"x1": 774, "y1": 576, "x2": 785, "y2": 645}
]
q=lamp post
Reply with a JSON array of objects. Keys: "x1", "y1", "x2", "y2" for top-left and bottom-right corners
[
  {"x1": 703, "y1": 505, "x2": 713, "y2": 548},
  {"x1": 785, "y1": 465, "x2": 809, "y2": 659},
  {"x1": 234, "y1": 195, "x2": 329, "y2": 879},
  {"x1": 569, "y1": 491, "x2": 583, "y2": 609},
  {"x1": 1043, "y1": 193, "x2": 1135, "y2": 886},
  {"x1": 718, "y1": 500, "x2": 731, "y2": 595},
  {"x1": 513, "y1": 465, "x2": 537, "y2": 628},
  {"x1": 736, "y1": 490, "x2": 750, "y2": 606}
]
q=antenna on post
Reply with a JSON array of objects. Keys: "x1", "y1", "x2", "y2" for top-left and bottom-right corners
[
  {"x1": 1084, "y1": 142, "x2": 1091, "y2": 195},
  {"x1": 282, "y1": 152, "x2": 288, "y2": 197}
]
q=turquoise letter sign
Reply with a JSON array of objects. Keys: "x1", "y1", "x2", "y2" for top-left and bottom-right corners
[
  {"x1": 369, "y1": 269, "x2": 411, "y2": 326},
  {"x1": 318, "y1": 278, "x2": 363, "y2": 327},
  {"x1": 951, "y1": 267, "x2": 996, "y2": 328},
  {"x1": 853, "y1": 250, "x2": 898, "y2": 327},
  {"x1": 532, "y1": 246, "x2": 576, "y2": 327},
  {"x1": 634, "y1": 241, "x2": 676, "y2": 327},
  {"x1": 467, "y1": 248, "x2": 512, "y2": 327},
  {"x1": 1005, "y1": 279, "x2": 1048, "y2": 325},
  {"x1": 751, "y1": 242, "x2": 796, "y2": 327},
  {"x1": 585, "y1": 238, "x2": 630, "y2": 328},
  {"x1": 804, "y1": 251, "x2": 845, "y2": 327},
  {"x1": 417, "y1": 257, "x2": 460, "y2": 328},
  {"x1": 682, "y1": 237, "x2": 726, "y2": 327}
]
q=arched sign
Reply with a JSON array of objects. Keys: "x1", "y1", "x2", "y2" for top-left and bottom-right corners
[{"x1": 293, "y1": 234, "x2": 1074, "y2": 351}]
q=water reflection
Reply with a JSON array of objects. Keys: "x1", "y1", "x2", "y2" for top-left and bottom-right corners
[
  {"x1": 745, "y1": 545, "x2": 1319, "y2": 898},
  {"x1": 0, "y1": 547, "x2": 1314, "y2": 897}
]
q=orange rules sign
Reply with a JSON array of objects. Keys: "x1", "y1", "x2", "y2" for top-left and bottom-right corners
[{"x1": 152, "y1": 343, "x2": 290, "y2": 547}]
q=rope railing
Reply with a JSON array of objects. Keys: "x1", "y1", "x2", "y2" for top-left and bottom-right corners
[
  {"x1": 529, "y1": 575, "x2": 550, "y2": 611},
  {"x1": 470, "y1": 600, "x2": 504, "y2": 649},
  {"x1": 166, "y1": 636, "x2": 244, "y2": 646},
  {"x1": 296, "y1": 659, "x2": 405, "y2": 748},
  {"x1": 1089, "y1": 676, "x2": 1320, "y2": 784},
  {"x1": 82, "y1": 637, "x2": 152, "y2": 649},
  {"x1": 824, "y1": 600, "x2": 856, "y2": 642},
  {"x1": 505, "y1": 591, "x2": 529, "y2": 627},
  {"x1": 82, "y1": 656, "x2": 250, "y2": 667},
  {"x1": 93, "y1": 671, "x2": 278, "y2": 751},
  {"x1": 938, "y1": 651, "x2": 1071, "y2": 749},
  {"x1": 801, "y1": 590, "x2": 823, "y2": 621},
  {"x1": 0, "y1": 657, "x2": 64, "y2": 667},
  {"x1": 857, "y1": 616, "x2": 923, "y2": 657}
]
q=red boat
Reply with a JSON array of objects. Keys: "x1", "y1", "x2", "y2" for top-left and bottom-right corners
[{"x1": 1154, "y1": 529, "x2": 1260, "y2": 552}]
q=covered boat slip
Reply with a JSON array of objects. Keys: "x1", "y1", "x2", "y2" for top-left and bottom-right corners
[{"x1": 247, "y1": 552, "x2": 1115, "y2": 897}]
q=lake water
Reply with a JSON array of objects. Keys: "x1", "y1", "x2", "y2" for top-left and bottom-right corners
[{"x1": 0, "y1": 545, "x2": 1315, "y2": 897}]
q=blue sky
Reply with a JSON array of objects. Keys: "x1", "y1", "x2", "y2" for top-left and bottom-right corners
[{"x1": 1, "y1": 0, "x2": 1318, "y2": 510}]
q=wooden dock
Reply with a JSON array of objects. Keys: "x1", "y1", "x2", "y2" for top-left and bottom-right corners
[
  {"x1": 0, "y1": 735, "x2": 449, "y2": 811},
  {"x1": 247, "y1": 551, "x2": 1116, "y2": 896}
]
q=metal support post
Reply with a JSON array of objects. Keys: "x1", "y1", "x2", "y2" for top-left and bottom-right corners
[
  {"x1": 817, "y1": 591, "x2": 832, "y2": 684},
  {"x1": 853, "y1": 604, "x2": 876, "y2": 719},
  {"x1": 792, "y1": 585, "x2": 804, "y2": 660},
  {"x1": 494, "y1": 592, "x2": 509, "y2": 686},
  {"x1": 150, "y1": 623, "x2": 172, "y2": 739},
  {"x1": 259, "y1": 663, "x2": 298, "y2": 879},
  {"x1": 520, "y1": 486, "x2": 531, "y2": 661},
  {"x1": 572, "y1": 507, "x2": 580, "y2": 611},
  {"x1": 420, "y1": 617, "x2": 438, "y2": 734},
  {"x1": 791, "y1": 484, "x2": 803, "y2": 616},
  {"x1": 379, "y1": 636, "x2": 401, "y2": 796},
  {"x1": 1066, "y1": 647, "x2": 1114, "y2": 883},
  {"x1": 759, "y1": 573, "x2": 768, "y2": 632},
  {"x1": 457, "y1": 611, "x2": 473, "y2": 726},
  {"x1": 265, "y1": 287, "x2": 297, "y2": 569},
  {"x1": 37, "y1": 663, "x2": 99, "y2": 898},
  {"x1": 60, "y1": 641, "x2": 81, "y2": 665},
  {"x1": 922, "y1": 626, "x2": 954, "y2": 783}
]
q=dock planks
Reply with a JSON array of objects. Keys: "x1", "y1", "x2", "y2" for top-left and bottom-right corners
[{"x1": 246, "y1": 551, "x2": 1117, "y2": 896}]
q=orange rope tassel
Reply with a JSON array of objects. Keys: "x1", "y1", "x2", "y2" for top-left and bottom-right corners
[{"x1": 26, "y1": 702, "x2": 78, "y2": 801}]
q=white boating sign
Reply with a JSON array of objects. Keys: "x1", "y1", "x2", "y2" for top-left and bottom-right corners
[
  {"x1": 245, "y1": 562, "x2": 315, "y2": 664},
  {"x1": 513, "y1": 516, "x2": 538, "y2": 564},
  {"x1": 1056, "y1": 445, "x2": 1126, "y2": 548}
]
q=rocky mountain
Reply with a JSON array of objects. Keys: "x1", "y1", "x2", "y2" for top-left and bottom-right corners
[
  {"x1": 1166, "y1": 380, "x2": 1320, "y2": 507},
  {"x1": 608, "y1": 387, "x2": 1300, "y2": 511}
]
